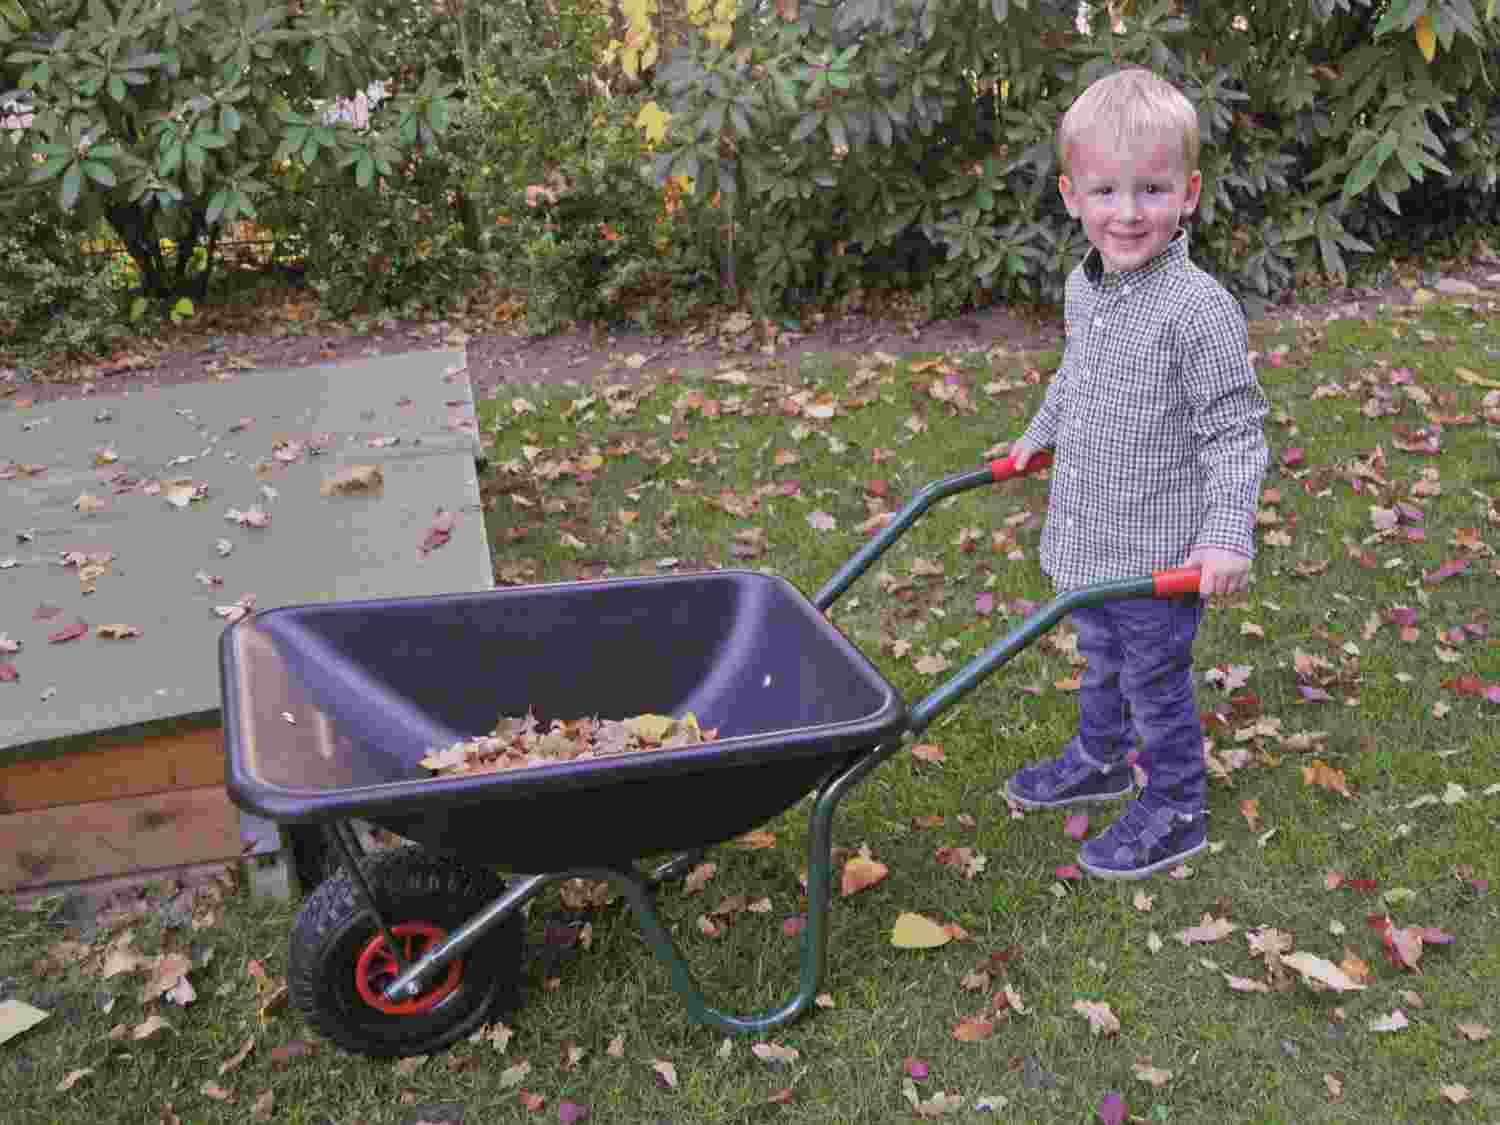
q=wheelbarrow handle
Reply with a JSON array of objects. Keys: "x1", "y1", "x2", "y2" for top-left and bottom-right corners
[
  {"x1": 988, "y1": 449, "x2": 1054, "y2": 481},
  {"x1": 811, "y1": 450, "x2": 1054, "y2": 612},
  {"x1": 906, "y1": 566, "x2": 1201, "y2": 732}
]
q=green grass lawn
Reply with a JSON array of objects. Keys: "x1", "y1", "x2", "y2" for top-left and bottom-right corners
[{"x1": 3, "y1": 295, "x2": 1497, "y2": 1124}]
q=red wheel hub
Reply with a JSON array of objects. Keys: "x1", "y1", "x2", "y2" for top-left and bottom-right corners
[{"x1": 354, "y1": 922, "x2": 463, "y2": 1015}]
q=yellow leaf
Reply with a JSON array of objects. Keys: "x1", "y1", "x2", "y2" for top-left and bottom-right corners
[
  {"x1": 890, "y1": 912, "x2": 951, "y2": 949},
  {"x1": 1456, "y1": 366, "x2": 1500, "y2": 389},
  {"x1": 635, "y1": 100, "x2": 672, "y2": 145},
  {"x1": 1415, "y1": 14, "x2": 1437, "y2": 63}
]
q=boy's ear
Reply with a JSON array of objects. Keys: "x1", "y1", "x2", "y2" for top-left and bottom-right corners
[
  {"x1": 1182, "y1": 169, "x2": 1203, "y2": 217},
  {"x1": 1058, "y1": 173, "x2": 1081, "y2": 218}
]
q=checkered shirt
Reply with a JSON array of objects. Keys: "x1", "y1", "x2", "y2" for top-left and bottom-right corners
[{"x1": 1021, "y1": 231, "x2": 1269, "y2": 591}]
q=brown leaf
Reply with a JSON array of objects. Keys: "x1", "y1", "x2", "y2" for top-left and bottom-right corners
[
  {"x1": 683, "y1": 862, "x2": 716, "y2": 894},
  {"x1": 199, "y1": 1082, "x2": 233, "y2": 1102},
  {"x1": 651, "y1": 1059, "x2": 677, "y2": 1088},
  {"x1": 270, "y1": 1039, "x2": 317, "y2": 1067},
  {"x1": 57, "y1": 1067, "x2": 94, "y2": 1092},
  {"x1": 909, "y1": 743, "x2": 946, "y2": 765},
  {"x1": 767, "y1": 1087, "x2": 795, "y2": 1105},
  {"x1": 1324, "y1": 1073, "x2": 1344, "y2": 1102},
  {"x1": 251, "y1": 1089, "x2": 274, "y2": 1120},
  {"x1": 96, "y1": 623, "x2": 143, "y2": 640},
  {"x1": 1440, "y1": 1084, "x2": 1471, "y2": 1106},
  {"x1": 1239, "y1": 798, "x2": 1261, "y2": 832},
  {"x1": 734, "y1": 830, "x2": 777, "y2": 850},
  {"x1": 131, "y1": 1014, "x2": 173, "y2": 1040},
  {"x1": 951, "y1": 1015, "x2": 995, "y2": 1042},
  {"x1": 1301, "y1": 760, "x2": 1353, "y2": 798},
  {"x1": 1072, "y1": 999, "x2": 1120, "y2": 1036},
  {"x1": 320, "y1": 464, "x2": 384, "y2": 496},
  {"x1": 840, "y1": 853, "x2": 889, "y2": 897},
  {"x1": 1456, "y1": 1022, "x2": 1491, "y2": 1042}
]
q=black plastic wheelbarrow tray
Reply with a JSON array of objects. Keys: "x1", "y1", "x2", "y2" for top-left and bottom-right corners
[{"x1": 221, "y1": 452, "x2": 1202, "y2": 1056}]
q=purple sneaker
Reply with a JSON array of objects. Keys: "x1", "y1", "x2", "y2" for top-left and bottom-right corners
[
  {"x1": 1005, "y1": 738, "x2": 1133, "y2": 810},
  {"x1": 1078, "y1": 797, "x2": 1207, "y2": 880}
]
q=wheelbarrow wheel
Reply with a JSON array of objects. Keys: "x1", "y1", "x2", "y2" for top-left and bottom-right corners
[{"x1": 289, "y1": 846, "x2": 522, "y2": 1058}]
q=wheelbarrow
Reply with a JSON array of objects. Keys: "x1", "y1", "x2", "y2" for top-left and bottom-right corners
[{"x1": 220, "y1": 452, "x2": 1202, "y2": 1057}]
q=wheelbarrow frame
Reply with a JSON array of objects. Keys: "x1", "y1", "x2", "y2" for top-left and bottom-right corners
[{"x1": 225, "y1": 452, "x2": 1202, "y2": 1042}]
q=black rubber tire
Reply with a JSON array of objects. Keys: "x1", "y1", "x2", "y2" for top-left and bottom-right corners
[{"x1": 288, "y1": 846, "x2": 522, "y2": 1058}]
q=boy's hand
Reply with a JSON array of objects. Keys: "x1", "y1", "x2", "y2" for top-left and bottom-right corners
[
  {"x1": 1010, "y1": 437, "x2": 1041, "y2": 471},
  {"x1": 1185, "y1": 547, "x2": 1250, "y2": 599}
]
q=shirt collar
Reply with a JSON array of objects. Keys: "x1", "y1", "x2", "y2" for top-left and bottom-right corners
[{"x1": 1082, "y1": 228, "x2": 1190, "y2": 290}]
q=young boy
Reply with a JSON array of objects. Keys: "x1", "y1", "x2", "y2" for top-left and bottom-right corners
[{"x1": 1006, "y1": 68, "x2": 1269, "y2": 879}]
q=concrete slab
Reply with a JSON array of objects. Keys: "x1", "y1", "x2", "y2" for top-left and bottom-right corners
[{"x1": 2, "y1": 349, "x2": 494, "y2": 756}]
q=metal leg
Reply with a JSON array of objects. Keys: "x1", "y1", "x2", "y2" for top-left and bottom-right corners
[
  {"x1": 324, "y1": 821, "x2": 408, "y2": 975},
  {"x1": 554, "y1": 742, "x2": 901, "y2": 1035},
  {"x1": 645, "y1": 849, "x2": 708, "y2": 890}
]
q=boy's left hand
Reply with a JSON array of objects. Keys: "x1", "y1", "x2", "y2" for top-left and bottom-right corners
[{"x1": 1184, "y1": 547, "x2": 1251, "y2": 599}]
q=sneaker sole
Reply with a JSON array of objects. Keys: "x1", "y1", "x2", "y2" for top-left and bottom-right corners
[
  {"x1": 1077, "y1": 837, "x2": 1208, "y2": 881},
  {"x1": 1004, "y1": 780, "x2": 1134, "y2": 811}
]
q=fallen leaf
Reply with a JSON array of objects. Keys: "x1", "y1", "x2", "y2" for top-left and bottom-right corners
[
  {"x1": 1223, "y1": 973, "x2": 1271, "y2": 993},
  {"x1": 251, "y1": 1089, "x2": 274, "y2": 1120},
  {"x1": 199, "y1": 1082, "x2": 232, "y2": 1102},
  {"x1": 1096, "y1": 1091, "x2": 1127, "y2": 1125},
  {"x1": 1176, "y1": 914, "x2": 1238, "y2": 946},
  {"x1": 1132, "y1": 1058, "x2": 1173, "y2": 1088},
  {"x1": 132, "y1": 1013, "x2": 173, "y2": 1040},
  {"x1": 1073, "y1": 999, "x2": 1120, "y2": 1036},
  {"x1": 651, "y1": 1058, "x2": 677, "y2": 1088},
  {"x1": 219, "y1": 1036, "x2": 255, "y2": 1075},
  {"x1": 269, "y1": 1039, "x2": 317, "y2": 1067},
  {"x1": 1456, "y1": 1022, "x2": 1491, "y2": 1042},
  {"x1": 56, "y1": 1067, "x2": 94, "y2": 1092},
  {"x1": 840, "y1": 852, "x2": 888, "y2": 897},
  {"x1": 48, "y1": 621, "x2": 88, "y2": 644},
  {"x1": 951, "y1": 1015, "x2": 994, "y2": 1042},
  {"x1": 1240, "y1": 798, "x2": 1261, "y2": 832},
  {"x1": 683, "y1": 862, "x2": 716, "y2": 894},
  {"x1": 558, "y1": 1100, "x2": 592, "y2": 1123},
  {"x1": 1301, "y1": 760, "x2": 1353, "y2": 798},
  {"x1": 751, "y1": 1042, "x2": 800, "y2": 1066},
  {"x1": 1132, "y1": 890, "x2": 1155, "y2": 913},
  {"x1": 910, "y1": 743, "x2": 946, "y2": 765},
  {"x1": 320, "y1": 464, "x2": 384, "y2": 496},
  {"x1": 97, "y1": 623, "x2": 143, "y2": 640},
  {"x1": 891, "y1": 912, "x2": 951, "y2": 949},
  {"x1": 1063, "y1": 812, "x2": 1089, "y2": 841},
  {"x1": 499, "y1": 1059, "x2": 532, "y2": 1088},
  {"x1": 807, "y1": 510, "x2": 837, "y2": 532},
  {"x1": 1368, "y1": 1009, "x2": 1410, "y2": 1033},
  {"x1": 518, "y1": 1089, "x2": 546, "y2": 1113},
  {"x1": 1440, "y1": 1084, "x2": 1471, "y2": 1105},
  {"x1": 1324, "y1": 1073, "x2": 1344, "y2": 1102},
  {"x1": 419, "y1": 508, "x2": 456, "y2": 553},
  {"x1": 1281, "y1": 951, "x2": 1367, "y2": 992}
]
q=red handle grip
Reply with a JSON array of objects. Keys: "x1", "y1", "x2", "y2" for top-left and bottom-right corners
[
  {"x1": 989, "y1": 449, "x2": 1054, "y2": 481},
  {"x1": 1152, "y1": 568, "x2": 1201, "y2": 598}
]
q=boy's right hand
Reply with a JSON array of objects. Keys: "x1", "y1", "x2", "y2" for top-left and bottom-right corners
[{"x1": 1010, "y1": 437, "x2": 1041, "y2": 471}]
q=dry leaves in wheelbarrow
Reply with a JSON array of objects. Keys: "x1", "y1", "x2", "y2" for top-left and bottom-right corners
[{"x1": 420, "y1": 711, "x2": 718, "y2": 776}]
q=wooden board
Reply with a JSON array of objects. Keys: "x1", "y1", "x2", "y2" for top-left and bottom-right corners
[
  {"x1": 0, "y1": 785, "x2": 243, "y2": 892},
  {"x1": 0, "y1": 725, "x2": 225, "y2": 814}
]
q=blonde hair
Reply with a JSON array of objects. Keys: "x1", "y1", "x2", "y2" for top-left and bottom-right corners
[{"x1": 1057, "y1": 69, "x2": 1200, "y2": 177}]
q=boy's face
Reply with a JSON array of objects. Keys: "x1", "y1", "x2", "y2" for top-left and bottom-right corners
[{"x1": 1058, "y1": 131, "x2": 1201, "y2": 274}]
